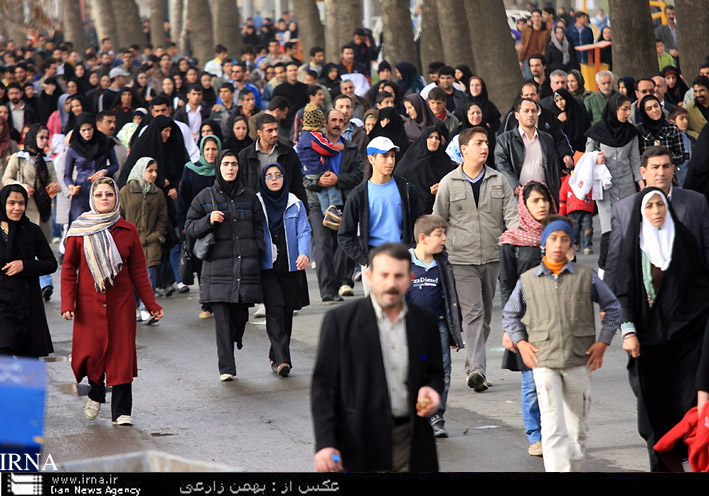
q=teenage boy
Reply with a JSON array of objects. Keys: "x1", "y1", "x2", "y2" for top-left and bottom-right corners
[
  {"x1": 502, "y1": 215, "x2": 621, "y2": 472},
  {"x1": 433, "y1": 126, "x2": 518, "y2": 392},
  {"x1": 338, "y1": 136, "x2": 420, "y2": 295},
  {"x1": 406, "y1": 215, "x2": 463, "y2": 438}
]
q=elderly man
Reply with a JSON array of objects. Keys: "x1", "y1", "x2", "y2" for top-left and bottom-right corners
[{"x1": 584, "y1": 70, "x2": 617, "y2": 124}]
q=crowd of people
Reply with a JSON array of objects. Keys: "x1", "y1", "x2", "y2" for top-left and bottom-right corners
[{"x1": 1, "y1": 4, "x2": 709, "y2": 474}]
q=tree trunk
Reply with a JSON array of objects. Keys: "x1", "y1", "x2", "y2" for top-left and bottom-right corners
[
  {"x1": 675, "y1": 0, "x2": 709, "y2": 83},
  {"x1": 436, "y1": 0, "x2": 475, "y2": 73},
  {"x1": 111, "y1": 0, "x2": 144, "y2": 49},
  {"x1": 187, "y1": 0, "x2": 214, "y2": 67},
  {"x1": 62, "y1": 0, "x2": 86, "y2": 54},
  {"x1": 170, "y1": 0, "x2": 183, "y2": 46},
  {"x1": 293, "y1": 0, "x2": 325, "y2": 63},
  {"x1": 212, "y1": 0, "x2": 243, "y2": 60},
  {"x1": 3, "y1": 0, "x2": 26, "y2": 47},
  {"x1": 325, "y1": 0, "x2": 362, "y2": 63},
  {"x1": 609, "y1": 0, "x2": 657, "y2": 84},
  {"x1": 381, "y1": 0, "x2": 418, "y2": 71},
  {"x1": 419, "y1": 0, "x2": 443, "y2": 82},
  {"x1": 150, "y1": 0, "x2": 168, "y2": 48},
  {"x1": 465, "y1": 0, "x2": 523, "y2": 116},
  {"x1": 90, "y1": 0, "x2": 118, "y2": 48}
]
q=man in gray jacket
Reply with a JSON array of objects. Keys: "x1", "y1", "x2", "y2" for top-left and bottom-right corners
[{"x1": 433, "y1": 127, "x2": 518, "y2": 392}]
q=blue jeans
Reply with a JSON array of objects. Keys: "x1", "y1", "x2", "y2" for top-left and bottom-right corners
[
  {"x1": 137, "y1": 266, "x2": 158, "y2": 311},
  {"x1": 438, "y1": 318, "x2": 452, "y2": 416},
  {"x1": 40, "y1": 273, "x2": 53, "y2": 289},
  {"x1": 568, "y1": 210, "x2": 593, "y2": 250},
  {"x1": 169, "y1": 243, "x2": 182, "y2": 284},
  {"x1": 521, "y1": 369, "x2": 542, "y2": 444}
]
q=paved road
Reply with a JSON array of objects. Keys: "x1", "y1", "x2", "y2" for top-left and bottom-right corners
[{"x1": 40, "y1": 228, "x2": 650, "y2": 473}]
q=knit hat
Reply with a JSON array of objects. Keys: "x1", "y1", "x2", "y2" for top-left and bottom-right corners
[{"x1": 302, "y1": 103, "x2": 324, "y2": 132}]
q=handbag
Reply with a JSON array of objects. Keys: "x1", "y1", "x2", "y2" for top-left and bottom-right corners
[
  {"x1": 178, "y1": 238, "x2": 194, "y2": 286},
  {"x1": 193, "y1": 187, "x2": 218, "y2": 260}
]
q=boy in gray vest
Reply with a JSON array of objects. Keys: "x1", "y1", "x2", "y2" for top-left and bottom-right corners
[{"x1": 501, "y1": 215, "x2": 621, "y2": 472}]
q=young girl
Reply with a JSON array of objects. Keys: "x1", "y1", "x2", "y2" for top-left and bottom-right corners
[{"x1": 119, "y1": 157, "x2": 167, "y2": 324}]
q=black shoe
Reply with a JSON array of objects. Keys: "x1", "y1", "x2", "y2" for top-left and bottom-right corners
[
  {"x1": 322, "y1": 295, "x2": 341, "y2": 302},
  {"x1": 164, "y1": 284, "x2": 176, "y2": 297},
  {"x1": 277, "y1": 363, "x2": 291, "y2": 377},
  {"x1": 432, "y1": 420, "x2": 448, "y2": 438},
  {"x1": 466, "y1": 371, "x2": 487, "y2": 391},
  {"x1": 42, "y1": 286, "x2": 53, "y2": 302}
]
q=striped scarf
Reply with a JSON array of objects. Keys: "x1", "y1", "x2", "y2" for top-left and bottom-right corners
[{"x1": 65, "y1": 179, "x2": 123, "y2": 292}]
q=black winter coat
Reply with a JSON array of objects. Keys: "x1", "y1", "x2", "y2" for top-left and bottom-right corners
[
  {"x1": 0, "y1": 222, "x2": 57, "y2": 357},
  {"x1": 184, "y1": 183, "x2": 265, "y2": 305}
]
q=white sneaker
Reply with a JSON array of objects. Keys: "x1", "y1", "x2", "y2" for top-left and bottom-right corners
[
  {"x1": 139, "y1": 310, "x2": 151, "y2": 322},
  {"x1": 113, "y1": 415, "x2": 133, "y2": 426},
  {"x1": 85, "y1": 399, "x2": 100, "y2": 420},
  {"x1": 338, "y1": 284, "x2": 354, "y2": 297},
  {"x1": 220, "y1": 373, "x2": 235, "y2": 382},
  {"x1": 254, "y1": 303, "x2": 266, "y2": 318},
  {"x1": 176, "y1": 282, "x2": 190, "y2": 293}
]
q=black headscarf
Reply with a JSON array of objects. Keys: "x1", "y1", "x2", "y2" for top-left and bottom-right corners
[
  {"x1": 394, "y1": 126, "x2": 456, "y2": 214},
  {"x1": 638, "y1": 94, "x2": 665, "y2": 134},
  {"x1": 368, "y1": 107, "x2": 409, "y2": 159},
  {"x1": 455, "y1": 64, "x2": 474, "y2": 88},
  {"x1": 552, "y1": 88, "x2": 591, "y2": 152},
  {"x1": 585, "y1": 93, "x2": 638, "y2": 148},
  {"x1": 457, "y1": 77, "x2": 501, "y2": 135},
  {"x1": 615, "y1": 187, "x2": 709, "y2": 345},
  {"x1": 214, "y1": 149, "x2": 242, "y2": 198},
  {"x1": 200, "y1": 119, "x2": 224, "y2": 143},
  {"x1": 223, "y1": 114, "x2": 253, "y2": 154},
  {"x1": 319, "y1": 63, "x2": 341, "y2": 98},
  {"x1": 69, "y1": 112, "x2": 110, "y2": 162},
  {"x1": 619, "y1": 76, "x2": 637, "y2": 103},
  {"x1": 395, "y1": 61, "x2": 422, "y2": 95},
  {"x1": 258, "y1": 162, "x2": 289, "y2": 234},
  {"x1": 403, "y1": 93, "x2": 442, "y2": 143},
  {"x1": 0, "y1": 184, "x2": 30, "y2": 265},
  {"x1": 661, "y1": 66, "x2": 689, "y2": 107},
  {"x1": 22, "y1": 124, "x2": 52, "y2": 223},
  {"x1": 119, "y1": 114, "x2": 189, "y2": 190}
]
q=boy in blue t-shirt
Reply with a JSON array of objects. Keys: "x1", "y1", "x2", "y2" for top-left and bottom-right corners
[{"x1": 406, "y1": 214, "x2": 464, "y2": 438}]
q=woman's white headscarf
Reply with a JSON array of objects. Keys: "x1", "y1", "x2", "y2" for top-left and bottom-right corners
[{"x1": 640, "y1": 190, "x2": 675, "y2": 271}]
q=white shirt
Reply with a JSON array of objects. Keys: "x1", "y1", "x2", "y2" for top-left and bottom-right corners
[
  {"x1": 9, "y1": 102, "x2": 25, "y2": 132},
  {"x1": 518, "y1": 126, "x2": 544, "y2": 185}
]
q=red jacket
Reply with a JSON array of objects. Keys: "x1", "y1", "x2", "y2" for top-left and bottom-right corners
[
  {"x1": 61, "y1": 218, "x2": 161, "y2": 386},
  {"x1": 655, "y1": 401, "x2": 709, "y2": 472},
  {"x1": 558, "y1": 174, "x2": 594, "y2": 216}
]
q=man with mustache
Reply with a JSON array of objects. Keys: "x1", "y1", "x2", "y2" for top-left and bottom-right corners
[
  {"x1": 312, "y1": 242, "x2": 444, "y2": 472},
  {"x1": 304, "y1": 109, "x2": 364, "y2": 302},
  {"x1": 338, "y1": 136, "x2": 420, "y2": 296}
]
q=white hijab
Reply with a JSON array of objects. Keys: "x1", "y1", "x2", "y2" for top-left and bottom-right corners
[{"x1": 639, "y1": 190, "x2": 675, "y2": 271}]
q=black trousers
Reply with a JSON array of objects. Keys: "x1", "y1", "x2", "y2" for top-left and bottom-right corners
[
  {"x1": 211, "y1": 302, "x2": 249, "y2": 375},
  {"x1": 598, "y1": 231, "x2": 611, "y2": 269},
  {"x1": 261, "y1": 269, "x2": 301, "y2": 366},
  {"x1": 309, "y1": 205, "x2": 354, "y2": 297},
  {"x1": 88, "y1": 374, "x2": 132, "y2": 421}
]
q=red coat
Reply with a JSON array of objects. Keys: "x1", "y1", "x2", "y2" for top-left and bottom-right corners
[
  {"x1": 61, "y1": 218, "x2": 162, "y2": 386},
  {"x1": 558, "y1": 174, "x2": 594, "y2": 216}
]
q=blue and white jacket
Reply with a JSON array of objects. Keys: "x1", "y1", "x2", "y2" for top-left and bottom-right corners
[{"x1": 257, "y1": 192, "x2": 312, "y2": 271}]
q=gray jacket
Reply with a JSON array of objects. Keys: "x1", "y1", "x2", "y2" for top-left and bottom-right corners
[{"x1": 433, "y1": 165, "x2": 518, "y2": 265}]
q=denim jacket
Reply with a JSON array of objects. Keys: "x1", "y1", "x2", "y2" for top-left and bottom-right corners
[{"x1": 257, "y1": 192, "x2": 312, "y2": 271}]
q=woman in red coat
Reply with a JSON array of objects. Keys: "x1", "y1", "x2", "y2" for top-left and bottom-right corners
[{"x1": 61, "y1": 177, "x2": 163, "y2": 426}]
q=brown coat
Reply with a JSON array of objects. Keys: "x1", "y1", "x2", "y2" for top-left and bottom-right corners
[
  {"x1": 518, "y1": 25, "x2": 551, "y2": 61},
  {"x1": 119, "y1": 181, "x2": 168, "y2": 267}
]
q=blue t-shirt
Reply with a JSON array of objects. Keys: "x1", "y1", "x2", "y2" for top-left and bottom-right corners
[
  {"x1": 406, "y1": 249, "x2": 445, "y2": 318},
  {"x1": 367, "y1": 179, "x2": 403, "y2": 247}
]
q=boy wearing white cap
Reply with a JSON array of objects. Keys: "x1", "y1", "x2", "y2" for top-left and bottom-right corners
[{"x1": 337, "y1": 136, "x2": 420, "y2": 295}]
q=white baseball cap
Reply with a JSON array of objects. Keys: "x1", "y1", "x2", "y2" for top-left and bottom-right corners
[{"x1": 367, "y1": 136, "x2": 400, "y2": 156}]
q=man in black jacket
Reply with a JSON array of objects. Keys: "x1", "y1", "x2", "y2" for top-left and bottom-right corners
[
  {"x1": 303, "y1": 109, "x2": 363, "y2": 301},
  {"x1": 338, "y1": 136, "x2": 420, "y2": 296},
  {"x1": 312, "y1": 243, "x2": 443, "y2": 472},
  {"x1": 237, "y1": 113, "x2": 307, "y2": 205}
]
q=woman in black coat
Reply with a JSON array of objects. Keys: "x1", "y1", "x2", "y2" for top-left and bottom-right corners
[
  {"x1": 185, "y1": 149, "x2": 265, "y2": 382},
  {"x1": 0, "y1": 184, "x2": 57, "y2": 357},
  {"x1": 615, "y1": 187, "x2": 709, "y2": 471}
]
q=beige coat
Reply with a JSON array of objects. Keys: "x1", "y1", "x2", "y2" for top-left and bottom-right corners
[
  {"x1": 433, "y1": 165, "x2": 518, "y2": 265},
  {"x1": 2, "y1": 151, "x2": 59, "y2": 239},
  {"x1": 119, "y1": 181, "x2": 168, "y2": 267}
]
